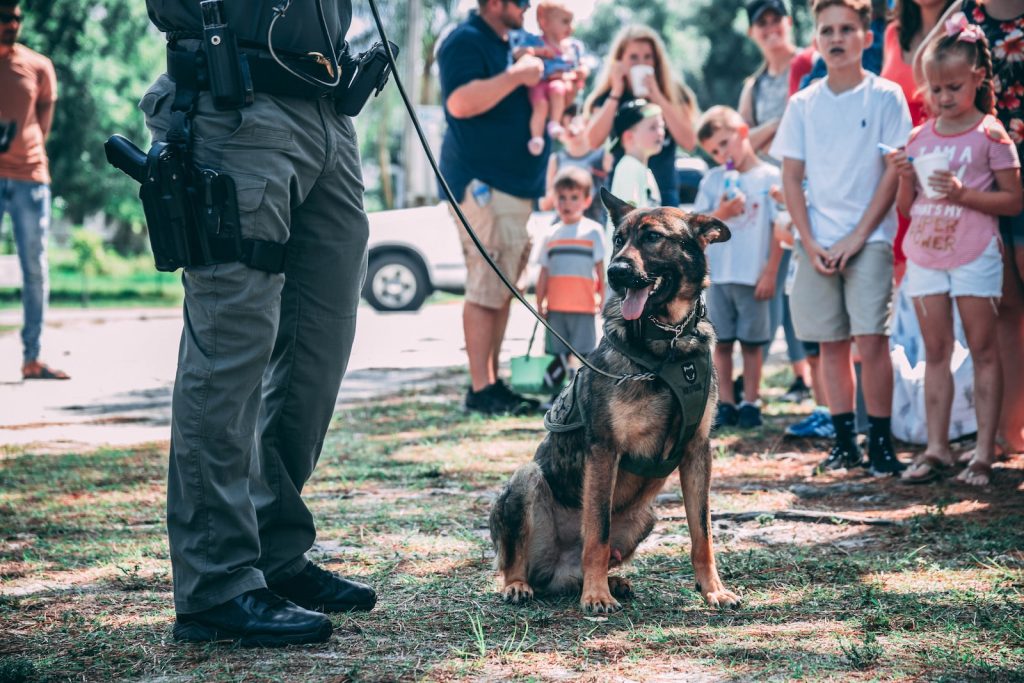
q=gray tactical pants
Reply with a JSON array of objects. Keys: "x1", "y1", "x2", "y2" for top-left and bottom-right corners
[{"x1": 141, "y1": 75, "x2": 369, "y2": 614}]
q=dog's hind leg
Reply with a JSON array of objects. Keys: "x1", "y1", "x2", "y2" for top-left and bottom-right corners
[
  {"x1": 490, "y1": 464, "x2": 557, "y2": 604},
  {"x1": 678, "y1": 436, "x2": 741, "y2": 609}
]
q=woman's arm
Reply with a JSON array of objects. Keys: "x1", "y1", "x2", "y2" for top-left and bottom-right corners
[{"x1": 646, "y1": 76, "x2": 696, "y2": 151}]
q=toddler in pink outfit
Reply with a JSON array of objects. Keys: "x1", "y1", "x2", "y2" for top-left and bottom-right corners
[{"x1": 512, "y1": 1, "x2": 587, "y2": 156}]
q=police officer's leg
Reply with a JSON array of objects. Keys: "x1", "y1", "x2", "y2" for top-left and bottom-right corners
[
  {"x1": 251, "y1": 102, "x2": 374, "y2": 610},
  {"x1": 162, "y1": 90, "x2": 318, "y2": 615}
]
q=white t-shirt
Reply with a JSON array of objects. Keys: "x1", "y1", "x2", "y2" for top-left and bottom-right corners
[
  {"x1": 694, "y1": 163, "x2": 781, "y2": 286},
  {"x1": 770, "y1": 73, "x2": 912, "y2": 248},
  {"x1": 610, "y1": 154, "x2": 661, "y2": 209},
  {"x1": 608, "y1": 154, "x2": 661, "y2": 253}
]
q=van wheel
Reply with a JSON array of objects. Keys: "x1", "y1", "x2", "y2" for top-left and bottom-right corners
[{"x1": 363, "y1": 252, "x2": 431, "y2": 312}]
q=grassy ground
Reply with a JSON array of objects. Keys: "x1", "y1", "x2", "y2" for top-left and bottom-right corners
[{"x1": 0, "y1": 371, "x2": 1022, "y2": 682}]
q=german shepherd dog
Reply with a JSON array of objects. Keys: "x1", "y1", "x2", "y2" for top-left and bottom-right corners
[{"x1": 488, "y1": 188, "x2": 741, "y2": 614}]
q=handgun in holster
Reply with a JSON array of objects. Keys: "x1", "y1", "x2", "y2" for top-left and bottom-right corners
[{"x1": 104, "y1": 134, "x2": 243, "y2": 273}]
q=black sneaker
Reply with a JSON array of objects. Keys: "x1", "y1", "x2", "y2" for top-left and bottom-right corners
[
  {"x1": 714, "y1": 402, "x2": 739, "y2": 432},
  {"x1": 780, "y1": 377, "x2": 811, "y2": 403},
  {"x1": 816, "y1": 442, "x2": 865, "y2": 473},
  {"x1": 495, "y1": 379, "x2": 541, "y2": 411},
  {"x1": 464, "y1": 384, "x2": 510, "y2": 415},
  {"x1": 737, "y1": 403, "x2": 763, "y2": 429},
  {"x1": 868, "y1": 442, "x2": 907, "y2": 477}
]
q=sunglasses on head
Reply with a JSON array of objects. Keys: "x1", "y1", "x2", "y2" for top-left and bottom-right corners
[
  {"x1": 0, "y1": 12, "x2": 22, "y2": 24},
  {"x1": 507, "y1": 0, "x2": 530, "y2": 8}
]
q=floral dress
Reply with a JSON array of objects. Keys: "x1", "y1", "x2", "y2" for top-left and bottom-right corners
[{"x1": 963, "y1": 0, "x2": 1024, "y2": 156}]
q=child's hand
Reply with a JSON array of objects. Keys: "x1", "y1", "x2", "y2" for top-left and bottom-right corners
[
  {"x1": 754, "y1": 269, "x2": 777, "y2": 300},
  {"x1": 717, "y1": 193, "x2": 746, "y2": 219},
  {"x1": 773, "y1": 218, "x2": 794, "y2": 246},
  {"x1": 769, "y1": 185, "x2": 785, "y2": 205},
  {"x1": 805, "y1": 239, "x2": 837, "y2": 276},
  {"x1": 887, "y1": 149, "x2": 915, "y2": 180},
  {"x1": 827, "y1": 232, "x2": 866, "y2": 271},
  {"x1": 929, "y1": 170, "x2": 964, "y2": 201}
]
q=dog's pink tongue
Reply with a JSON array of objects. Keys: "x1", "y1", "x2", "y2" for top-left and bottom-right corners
[{"x1": 621, "y1": 285, "x2": 652, "y2": 321}]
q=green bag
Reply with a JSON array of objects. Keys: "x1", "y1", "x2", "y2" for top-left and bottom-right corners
[{"x1": 510, "y1": 321, "x2": 559, "y2": 394}]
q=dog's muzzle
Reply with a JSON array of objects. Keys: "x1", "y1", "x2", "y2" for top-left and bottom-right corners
[{"x1": 607, "y1": 261, "x2": 653, "y2": 292}]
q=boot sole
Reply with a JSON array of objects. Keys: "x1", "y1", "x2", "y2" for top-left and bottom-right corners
[{"x1": 173, "y1": 620, "x2": 333, "y2": 647}]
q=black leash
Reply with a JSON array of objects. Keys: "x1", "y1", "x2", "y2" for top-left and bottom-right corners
[{"x1": 365, "y1": 0, "x2": 659, "y2": 384}]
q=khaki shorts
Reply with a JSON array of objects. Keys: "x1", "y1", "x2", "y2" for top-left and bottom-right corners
[
  {"x1": 790, "y1": 241, "x2": 894, "y2": 341},
  {"x1": 451, "y1": 184, "x2": 533, "y2": 309}
]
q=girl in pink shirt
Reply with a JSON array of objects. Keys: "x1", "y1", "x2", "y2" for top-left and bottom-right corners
[{"x1": 892, "y1": 15, "x2": 1023, "y2": 486}]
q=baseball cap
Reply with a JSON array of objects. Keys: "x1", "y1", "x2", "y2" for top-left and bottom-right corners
[
  {"x1": 609, "y1": 99, "x2": 662, "y2": 153},
  {"x1": 746, "y1": 0, "x2": 788, "y2": 24}
]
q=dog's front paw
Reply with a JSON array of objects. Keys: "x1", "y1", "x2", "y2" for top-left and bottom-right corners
[
  {"x1": 581, "y1": 589, "x2": 622, "y2": 614},
  {"x1": 702, "y1": 587, "x2": 742, "y2": 609},
  {"x1": 502, "y1": 580, "x2": 534, "y2": 604},
  {"x1": 608, "y1": 576, "x2": 634, "y2": 600}
]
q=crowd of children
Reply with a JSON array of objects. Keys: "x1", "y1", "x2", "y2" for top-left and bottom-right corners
[{"x1": 518, "y1": 0, "x2": 1023, "y2": 488}]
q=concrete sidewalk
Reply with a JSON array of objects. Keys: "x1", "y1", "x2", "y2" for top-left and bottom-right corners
[{"x1": 0, "y1": 301, "x2": 545, "y2": 452}]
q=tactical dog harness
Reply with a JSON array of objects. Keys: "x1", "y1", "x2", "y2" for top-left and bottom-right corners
[{"x1": 544, "y1": 308, "x2": 713, "y2": 479}]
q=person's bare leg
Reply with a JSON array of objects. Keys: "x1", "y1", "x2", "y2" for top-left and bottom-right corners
[
  {"x1": 852, "y1": 334, "x2": 892, "y2": 417},
  {"x1": 464, "y1": 301, "x2": 499, "y2": 392},
  {"x1": 740, "y1": 342, "x2": 763, "y2": 403},
  {"x1": 808, "y1": 353, "x2": 827, "y2": 406},
  {"x1": 489, "y1": 299, "x2": 512, "y2": 384},
  {"x1": 909, "y1": 295, "x2": 955, "y2": 476},
  {"x1": 714, "y1": 342, "x2": 735, "y2": 404},
  {"x1": 997, "y1": 244, "x2": 1024, "y2": 453},
  {"x1": 819, "y1": 340, "x2": 855, "y2": 413},
  {"x1": 792, "y1": 358, "x2": 811, "y2": 387},
  {"x1": 957, "y1": 295, "x2": 1003, "y2": 486},
  {"x1": 549, "y1": 86, "x2": 568, "y2": 129},
  {"x1": 529, "y1": 98, "x2": 549, "y2": 142}
]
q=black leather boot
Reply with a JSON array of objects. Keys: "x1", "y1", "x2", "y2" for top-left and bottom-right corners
[
  {"x1": 269, "y1": 562, "x2": 377, "y2": 613},
  {"x1": 173, "y1": 588, "x2": 332, "y2": 646}
]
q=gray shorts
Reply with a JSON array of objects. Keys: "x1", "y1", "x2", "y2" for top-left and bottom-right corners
[
  {"x1": 707, "y1": 283, "x2": 771, "y2": 345},
  {"x1": 545, "y1": 312, "x2": 597, "y2": 356}
]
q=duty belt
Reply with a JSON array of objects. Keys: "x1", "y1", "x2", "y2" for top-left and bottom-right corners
[{"x1": 166, "y1": 45, "x2": 345, "y2": 100}]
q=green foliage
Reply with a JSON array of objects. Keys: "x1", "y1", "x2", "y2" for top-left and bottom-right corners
[{"x1": 19, "y1": 0, "x2": 163, "y2": 228}]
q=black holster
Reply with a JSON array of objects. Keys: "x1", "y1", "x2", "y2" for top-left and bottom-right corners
[{"x1": 104, "y1": 134, "x2": 285, "y2": 274}]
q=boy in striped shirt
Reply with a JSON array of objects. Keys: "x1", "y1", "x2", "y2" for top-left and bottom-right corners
[{"x1": 536, "y1": 166, "x2": 606, "y2": 384}]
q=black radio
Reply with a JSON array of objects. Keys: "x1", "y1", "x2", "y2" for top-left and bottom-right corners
[{"x1": 336, "y1": 41, "x2": 399, "y2": 117}]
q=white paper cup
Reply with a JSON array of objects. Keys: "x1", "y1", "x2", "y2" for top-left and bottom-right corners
[
  {"x1": 629, "y1": 64, "x2": 655, "y2": 97},
  {"x1": 912, "y1": 151, "x2": 950, "y2": 199}
]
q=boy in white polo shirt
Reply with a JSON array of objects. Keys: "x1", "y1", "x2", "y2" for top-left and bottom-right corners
[{"x1": 770, "y1": 0, "x2": 911, "y2": 476}]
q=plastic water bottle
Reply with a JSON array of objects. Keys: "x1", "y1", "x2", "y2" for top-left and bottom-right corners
[
  {"x1": 723, "y1": 160, "x2": 740, "y2": 200},
  {"x1": 470, "y1": 179, "x2": 492, "y2": 207}
]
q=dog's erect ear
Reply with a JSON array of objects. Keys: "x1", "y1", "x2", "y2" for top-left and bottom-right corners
[
  {"x1": 690, "y1": 214, "x2": 731, "y2": 250},
  {"x1": 601, "y1": 187, "x2": 635, "y2": 227}
]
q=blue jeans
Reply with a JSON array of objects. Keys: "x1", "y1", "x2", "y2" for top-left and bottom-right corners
[
  {"x1": 0, "y1": 178, "x2": 51, "y2": 363},
  {"x1": 766, "y1": 249, "x2": 807, "y2": 363}
]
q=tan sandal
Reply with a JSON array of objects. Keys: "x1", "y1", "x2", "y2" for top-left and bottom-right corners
[{"x1": 901, "y1": 453, "x2": 952, "y2": 484}]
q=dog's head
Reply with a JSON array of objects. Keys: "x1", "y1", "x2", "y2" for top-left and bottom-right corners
[{"x1": 602, "y1": 188, "x2": 730, "y2": 324}]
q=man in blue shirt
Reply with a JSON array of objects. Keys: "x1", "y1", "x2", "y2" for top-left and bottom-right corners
[{"x1": 438, "y1": 0, "x2": 550, "y2": 415}]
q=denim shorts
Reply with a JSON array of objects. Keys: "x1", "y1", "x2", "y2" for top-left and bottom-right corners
[{"x1": 904, "y1": 236, "x2": 1003, "y2": 299}]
